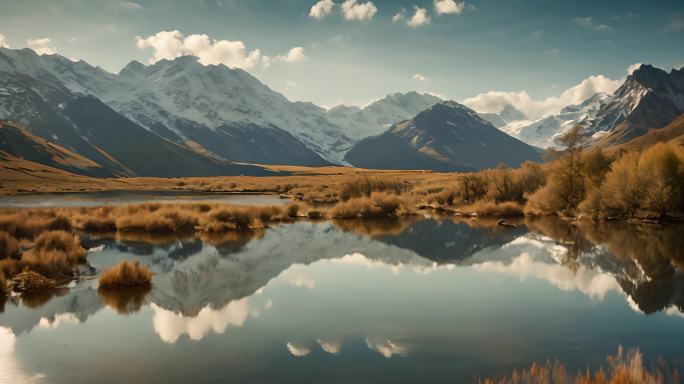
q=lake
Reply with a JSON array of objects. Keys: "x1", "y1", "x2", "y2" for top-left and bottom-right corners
[
  {"x1": 1, "y1": 216, "x2": 683, "y2": 383},
  {"x1": 0, "y1": 190, "x2": 287, "y2": 208}
]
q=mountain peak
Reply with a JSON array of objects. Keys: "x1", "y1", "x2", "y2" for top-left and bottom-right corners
[{"x1": 499, "y1": 103, "x2": 527, "y2": 122}]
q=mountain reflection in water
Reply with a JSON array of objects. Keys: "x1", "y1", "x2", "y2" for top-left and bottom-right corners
[{"x1": 0, "y1": 217, "x2": 683, "y2": 383}]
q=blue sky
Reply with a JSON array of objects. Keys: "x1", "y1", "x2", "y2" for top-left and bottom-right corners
[{"x1": 0, "y1": 0, "x2": 682, "y2": 115}]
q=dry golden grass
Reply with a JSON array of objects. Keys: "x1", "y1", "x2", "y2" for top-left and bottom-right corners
[
  {"x1": 0, "y1": 230, "x2": 19, "y2": 259},
  {"x1": 99, "y1": 261, "x2": 153, "y2": 287},
  {"x1": 330, "y1": 192, "x2": 404, "y2": 219},
  {"x1": 456, "y1": 201, "x2": 524, "y2": 217},
  {"x1": 22, "y1": 230, "x2": 86, "y2": 265},
  {"x1": 0, "y1": 211, "x2": 71, "y2": 239},
  {"x1": 479, "y1": 347, "x2": 680, "y2": 384},
  {"x1": 11, "y1": 270, "x2": 56, "y2": 292},
  {"x1": 0, "y1": 272, "x2": 7, "y2": 296}
]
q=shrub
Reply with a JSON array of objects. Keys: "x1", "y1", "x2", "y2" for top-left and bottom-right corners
[
  {"x1": 99, "y1": 261, "x2": 153, "y2": 287},
  {"x1": 307, "y1": 210, "x2": 324, "y2": 219},
  {"x1": 331, "y1": 193, "x2": 402, "y2": 218},
  {"x1": 0, "y1": 231, "x2": 19, "y2": 259},
  {"x1": 287, "y1": 204, "x2": 300, "y2": 218},
  {"x1": 0, "y1": 273, "x2": 6, "y2": 296},
  {"x1": 208, "y1": 207, "x2": 253, "y2": 230},
  {"x1": 11, "y1": 270, "x2": 56, "y2": 292},
  {"x1": 28, "y1": 230, "x2": 86, "y2": 264}
]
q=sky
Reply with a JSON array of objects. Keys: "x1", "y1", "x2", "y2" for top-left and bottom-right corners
[{"x1": 0, "y1": 0, "x2": 683, "y2": 117}]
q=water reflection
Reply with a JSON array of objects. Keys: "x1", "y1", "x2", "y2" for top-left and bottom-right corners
[
  {"x1": 98, "y1": 286, "x2": 151, "y2": 315},
  {"x1": 1, "y1": 217, "x2": 683, "y2": 383}
]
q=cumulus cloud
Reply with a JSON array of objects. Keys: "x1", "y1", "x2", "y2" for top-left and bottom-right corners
[
  {"x1": 462, "y1": 74, "x2": 622, "y2": 119},
  {"x1": 341, "y1": 0, "x2": 377, "y2": 21},
  {"x1": 627, "y1": 63, "x2": 643, "y2": 75},
  {"x1": 317, "y1": 339, "x2": 342, "y2": 354},
  {"x1": 151, "y1": 298, "x2": 257, "y2": 343},
  {"x1": 0, "y1": 33, "x2": 9, "y2": 48},
  {"x1": 392, "y1": 8, "x2": 406, "y2": 23},
  {"x1": 573, "y1": 17, "x2": 613, "y2": 32},
  {"x1": 365, "y1": 338, "x2": 409, "y2": 358},
  {"x1": 412, "y1": 73, "x2": 427, "y2": 81},
  {"x1": 434, "y1": 0, "x2": 465, "y2": 15},
  {"x1": 274, "y1": 46, "x2": 308, "y2": 63},
  {"x1": 286, "y1": 342, "x2": 311, "y2": 357},
  {"x1": 407, "y1": 7, "x2": 430, "y2": 28},
  {"x1": 309, "y1": 0, "x2": 334, "y2": 19},
  {"x1": 135, "y1": 30, "x2": 305, "y2": 70},
  {"x1": 27, "y1": 37, "x2": 56, "y2": 55}
]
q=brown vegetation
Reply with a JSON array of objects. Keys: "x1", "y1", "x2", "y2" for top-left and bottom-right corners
[
  {"x1": 99, "y1": 261, "x2": 153, "y2": 287},
  {"x1": 479, "y1": 347, "x2": 680, "y2": 384},
  {"x1": 11, "y1": 270, "x2": 56, "y2": 292},
  {"x1": 0, "y1": 230, "x2": 19, "y2": 259}
]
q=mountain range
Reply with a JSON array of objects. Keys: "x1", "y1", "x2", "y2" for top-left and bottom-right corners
[
  {"x1": 345, "y1": 101, "x2": 542, "y2": 171},
  {"x1": 498, "y1": 64, "x2": 684, "y2": 149},
  {"x1": 1, "y1": 47, "x2": 683, "y2": 176}
]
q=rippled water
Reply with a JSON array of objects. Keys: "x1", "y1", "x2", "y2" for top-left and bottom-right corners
[
  {"x1": 0, "y1": 190, "x2": 287, "y2": 207},
  {"x1": 1, "y1": 217, "x2": 683, "y2": 383}
]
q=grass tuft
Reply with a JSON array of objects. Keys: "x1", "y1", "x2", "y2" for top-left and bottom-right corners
[{"x1": 99, "y1": 261, "x2": 153, "y2": 287}]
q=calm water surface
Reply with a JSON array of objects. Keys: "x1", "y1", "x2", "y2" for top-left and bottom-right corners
[
  {"x1": 1, "y1": 217, "x2": 683, "y2": 383},
  {"x1": 0, "y1": 190, "x2": 286, "y2": 207}
]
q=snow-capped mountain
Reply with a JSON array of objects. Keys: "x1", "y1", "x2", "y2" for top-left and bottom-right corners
[
  {"x1": 477, "y1": 103, "x2": 528, "y2": 128},
  {"x1": 581, "y1": 64, "x2": 684, "y2": 145},
  {"x1": 345, "y1": 100, "x2": 541, "y2": 171},
  {"x1": 502, "y1": 93, "x2": 609, "y2": 148},
  {"x1": 326, "y1": 91, "x2": 443, "y2": 139},
  {"x1": 99, "y1": 56, "x2": 349, "y2": 163}
]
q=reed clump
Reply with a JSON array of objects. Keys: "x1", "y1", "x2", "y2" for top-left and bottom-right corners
[
  {"x1": 99, "y1": 261, "x2": 153, "y2": 287},
  {"x1": 331, "y1": 192, "x2": 403, "y2": 218},
  {"x1": 0, "y1": 230, "x2": 19, "y2": 259},
  {"x1": 479, "y1": 347, "x2": 680, "y2": 384}
]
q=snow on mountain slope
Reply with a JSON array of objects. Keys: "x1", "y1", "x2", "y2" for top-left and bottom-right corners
[
  {"x1": 94, "y1": 56, "x2": 350, "y2": 163},
  {"x1": 501, "y1": 93, "x2": 608, "y2": 148},
  {"x1": 583, "y1": 64, "x2": 684, "y2": 145},
  {"x1": 326, "y1": 91, "x2": 442, "y2": 139},
  {"x1": 477, "y1": 103, "x2": 527, "y2": 129}
]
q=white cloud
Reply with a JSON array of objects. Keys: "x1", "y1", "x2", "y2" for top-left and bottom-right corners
[
  {"x1": 274, "y1": 46, "x2": 308, "y2": 63},
  {"x1": 462, "y1": 74, "x2": 622, "y2": 118},
  {"x1": 136, "y1": 30, "x2": 304, "y2": 70},
  {"x1": 285, "y1": 80, "x2": 297, "y2": 87},
  {"x1": 309, "y1": 0, "x2": 334, "y2": 19},
  {"x1": 434, "y1": 0, "x2": 465, "y2": 15},
  {"x1": 317, "y1": 339, "x2": 342, "y2": 354},
  {"x1": 286, "y1": 342, "x2": 311, "y2": 357},
  {"x1": 627, "y1": 63, "x2": 643, "y2": 75},
  {"x1": 0, "y1": 33, "x2": 9, "y2": 48},
  {"x1": 122, "y1": 1, "x2": 144, "y2": 10},
  {"x1": 151, "y1": 298, "x2": 255, "y2": 343},
  {"x1": 412, "y1": 73, "x2": 428, "y2": 81},
  {"x1": 392, "y1": 8, "x2": 406, "y2": 23},
  {"x1": 366, "y1": 338, "x2": 409, "y2": 358},
  {"x1": 407, "y1": 7, "x2": 430, "y2": 28},
  {"x1": 341, "y1": 0, "x2": 377, "y2": 21},
  {"x1": 27, "y1": 37, "x2": 56, "y2": 55},
  {"x1": 573, "y1": 17, "x2": 613, "y2": 32}
]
